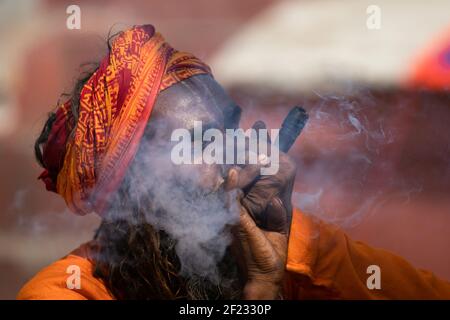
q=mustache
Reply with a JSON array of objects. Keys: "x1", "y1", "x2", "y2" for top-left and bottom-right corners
[{"x1": 174, "y1": 172, "x2": 226, "y2": 198}]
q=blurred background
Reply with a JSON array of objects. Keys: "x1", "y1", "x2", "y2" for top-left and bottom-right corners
[{"x1": 0, "y1": 0, "x2": 449, "y2": 299}]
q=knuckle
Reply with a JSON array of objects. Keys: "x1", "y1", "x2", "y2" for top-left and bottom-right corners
[
  {"x1": 285, "y1": 154, "x2": 297, "y2": 169},
  {"x1": 242, "y1": 196, "x2": 264, "y2": 215},
  {"x1": 273, "y1": 155, "x2": 296, "y2": 184}
]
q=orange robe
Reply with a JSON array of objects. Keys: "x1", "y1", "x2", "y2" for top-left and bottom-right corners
[{"x1": 17, "y1": 209, "x2": 450, "y2": 300}]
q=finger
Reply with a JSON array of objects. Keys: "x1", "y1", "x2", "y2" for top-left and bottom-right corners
[
  {"x1": 224, "y1": 164, "x2": 263, "y2": 191},
  {"x1": 264, "y1": 231, "x2": 288, "y2": 264},
  {"x1": 238, "y1": 204, "x2": 277, "y2": 262},
  {"x1": 236, "y1": 163, "x2": 262, "y2": 189},
  {"x1": 241, "y1": 190, "x2": 272, "y2": 225},
  {"x1": 223, "y1": 166, "x2": 240, "y2": 191},
  {"x1": 265, "y1": 197, "x2": 288, "y2": 234},
  {"x1": 255, "y1": 197, "x2": 289, "y2": 264},
  {"x1": 252, "y1": 120, "x2": 266, "y2": 131},
  {"x1": 224, "y1": 121, "x2": 271, "y2": 191},
  {"x1": 252, "y1": 120, "x2": 271, "y2": 145}
]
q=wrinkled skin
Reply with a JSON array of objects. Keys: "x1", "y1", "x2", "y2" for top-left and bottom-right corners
[{"x1": 147, "y1": 74, "x2": 297, "y2": 299}]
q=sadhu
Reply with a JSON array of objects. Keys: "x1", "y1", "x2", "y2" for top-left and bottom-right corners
[{"x1": 18, "y1": 25, "x2": 450, "y2": 300}]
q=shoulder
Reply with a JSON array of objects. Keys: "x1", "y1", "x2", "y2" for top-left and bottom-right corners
[{"x1": 17, "y1": 244, "x2": 113, "y2": 300}]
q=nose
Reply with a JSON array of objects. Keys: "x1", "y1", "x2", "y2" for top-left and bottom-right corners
[{"x1": 196, "y1": 163, "x2": 225, "y2": 193}]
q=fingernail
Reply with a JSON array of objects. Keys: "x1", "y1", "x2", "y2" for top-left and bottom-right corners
[
  {"x1": 258, "y1": 153, "x2": 270, "y2": 166},
  {"x1": 225, "y1": 168, "x2": 237, "y2": 189}
]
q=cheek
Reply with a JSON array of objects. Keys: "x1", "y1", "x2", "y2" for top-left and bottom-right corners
[
  {"x1": 191, "y1": 164, "x2": 225, "y2": 192},
  {"x1": 171, "y1": 160, "x2": 224, "y2": 192}
]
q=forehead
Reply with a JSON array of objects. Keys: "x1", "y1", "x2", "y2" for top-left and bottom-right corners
[{"x1": 151, "y1": 74, "x2": 239, "y2": 132}]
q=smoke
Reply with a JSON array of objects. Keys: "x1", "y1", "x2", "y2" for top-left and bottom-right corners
[
  {"x1": 114, "y1": 125, "x2": 240, "y2": 283},
  {"x1": 291, "y1": 87, "x2": 423, "y2": 228}
]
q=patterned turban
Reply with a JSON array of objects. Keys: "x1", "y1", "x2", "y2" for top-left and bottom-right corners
[{"x1": 38, "y1": 25, "x2": 211, "y2": 215}]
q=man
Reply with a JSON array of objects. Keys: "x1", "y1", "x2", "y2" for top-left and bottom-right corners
[{"x1": 18, "y1": 25, "x2": 450, "y2": 300}]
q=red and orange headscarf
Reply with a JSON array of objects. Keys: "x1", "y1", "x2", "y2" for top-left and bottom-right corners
[{"x1": 38, "y1": 25, "x2": 211, "y2": 215}]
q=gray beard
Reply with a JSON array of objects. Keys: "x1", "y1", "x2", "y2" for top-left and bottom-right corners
[{"x1": 173, "y1": 242, "x2": 243, "y2": 300}]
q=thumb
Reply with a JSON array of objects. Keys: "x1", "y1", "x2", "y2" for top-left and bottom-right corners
[{"x1": 238, "y1": 204, "x2": 278, "y2": 265}]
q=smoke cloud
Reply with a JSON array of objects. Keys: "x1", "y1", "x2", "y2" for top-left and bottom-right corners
[
  {"x1": 115, "y1": 125, "x2": 239, "y2": 283},
  {"x1": 292, "y1": 87, "x2": 423, "y2": 228}
]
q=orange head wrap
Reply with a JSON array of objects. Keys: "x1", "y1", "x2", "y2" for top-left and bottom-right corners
[{"x1": 38, "y1": 25, "x2": 211, "y2": 215}]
